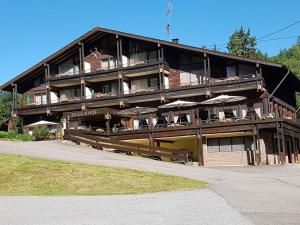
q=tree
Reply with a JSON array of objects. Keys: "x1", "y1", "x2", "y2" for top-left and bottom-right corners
[
  {"x1": 0, "y1": 91, "x2": 12, "y2": 125},
  {"x1": 271, "y1": 37, "x2": 300, "y2": 117},
  {"x1": 227, "y1": 27, "x2": 257, "y2": 57}
]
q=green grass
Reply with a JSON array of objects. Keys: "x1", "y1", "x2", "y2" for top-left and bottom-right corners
[{"x1": 0, "y1": 153, "x2": 207, "y2": 195}]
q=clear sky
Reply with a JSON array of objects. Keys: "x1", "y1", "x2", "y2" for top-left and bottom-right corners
[{"x1": 1, "y1": 0, "x2": 299, "y2": 85}]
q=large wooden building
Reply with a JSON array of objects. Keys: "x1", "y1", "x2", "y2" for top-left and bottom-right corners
[{"x1": 1, "y1": 27, "x2": 300, "y2": 166}]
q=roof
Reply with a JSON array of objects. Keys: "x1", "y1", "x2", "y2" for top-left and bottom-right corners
[{"x1": 0, "y1": 26, "x2": 288, "y2": 91}]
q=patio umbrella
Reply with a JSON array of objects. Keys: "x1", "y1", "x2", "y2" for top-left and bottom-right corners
[
  {"x1": 158, "y1": 100, "x2": 199, "y2": 124},
  {"x1": 200, "y1": 94, "x2": 247, "y2": 105},
  {"x1": 200, "y1": 94, "x2": 247, "y2": 120},
  {"x1": 118, "y1": 106, "x2": 157, "y2": 130},
  {"x1": 158, "y1": 100, "x2": 199, "y2": 109},
  {"x1": 27, "y1": 120, "x2": 59, "y2": 127},
  {"x1": 118, "y1": 106, "x2": 157, "y2": 116}
]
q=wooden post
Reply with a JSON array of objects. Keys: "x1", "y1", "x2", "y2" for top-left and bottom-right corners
[
  {"x1": 276, "y1": 122, "x2": 281, "y2": 164},
  {"x1": 203, "y1": 53, "x2": 207, "y2": 84},
  {"x1": 281, "y1": 122, "x2": 286, "y2": 164},
  {"x1": 256, "y1": 126, "x2": 261, "y2": 165},
  {"x1": 292, "y1": 132, "x2": 296, "y2": 163},
  {"x1": 106, "y1": 119, "x2": 110, "y2": 135},
  {"x1": 197, "y1": 128, "x2": 204, "y2": 166}
]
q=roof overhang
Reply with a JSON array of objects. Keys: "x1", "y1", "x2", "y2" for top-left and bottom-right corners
[{"x1": 0, "y1": 26, "x2": 288, "y2": 91}]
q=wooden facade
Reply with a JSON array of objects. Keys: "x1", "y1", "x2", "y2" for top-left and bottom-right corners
[{"x1": 1, "y1": 27, "x2": 300, "y2": 166}]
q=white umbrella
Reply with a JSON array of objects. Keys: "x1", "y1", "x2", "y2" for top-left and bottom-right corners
[
  {"x1": 158, "y1": 100, "x2": 199, "y2": 109},
  {"x1": 158, "y1": 100, "x2": 199, "y2": 124},
  {"x1": 27, "y1": 120, "x2": 58, "y2": 127},
  {"x1": 200, "y1": 94, "x2": 247, "y2": 105}
]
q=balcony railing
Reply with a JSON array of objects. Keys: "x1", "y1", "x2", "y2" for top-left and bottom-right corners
[{"x1": 50, "y1": 58, "x2": 163, "y2": 79}]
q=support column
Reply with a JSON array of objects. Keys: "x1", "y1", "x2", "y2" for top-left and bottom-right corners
[
  {"x1": 78, "y1": 42, "x2": 85, "y2": 74},
  {"x1": 252, "y1": 120, "x2": 257, "y2": 165},
  {"x1": 196, "y1": 128, "x2": 204, "y2": 166},
  {"x1": 256, "y1": 126, "x2": 261, "y2": 164},
  {"x1": 292, "y1": 132, "x2": 296, "y2": 163},
  {"x1": 11, "y1": 83, "x2": 17, "y2": 116},
  {"x1": 44, "y1": 63, "x2": 51, "y2": 115},
  {"x1": 281, "y1": 122, "x2": 286, "y2": 164},
  {"x1": 276, "y1": 121, "x2": 281, "y2": 164},
  {"x1": 116, "y1": 35, "x2": 124, "y2": 98}
]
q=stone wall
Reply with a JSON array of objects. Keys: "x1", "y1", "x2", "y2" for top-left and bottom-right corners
[
  {"x1": 84, "y1": 51, "x2": 101, "y2": 72},
  {"x1": 168, "y1": 68, "x2": 180, "y2": 88}
]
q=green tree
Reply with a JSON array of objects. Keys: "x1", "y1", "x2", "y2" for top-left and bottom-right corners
[
  {"x1": 227, "y1": 27, "x2": 257, "y2": 57},
  {"x1": 0, "y1": 91, "x2": 12, "y2": 125},
  {"x1": 271, "y1": 37, "x2": 300, "y2": 117}
]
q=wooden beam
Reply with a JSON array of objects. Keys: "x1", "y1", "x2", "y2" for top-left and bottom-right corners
[{"x1": 196, "y1": 128, "x2": 204, "y2": 166}]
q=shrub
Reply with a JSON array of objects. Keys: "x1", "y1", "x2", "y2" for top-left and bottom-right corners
[
  {"x1": 0, "y1": 131, "x2": 32, "y2": 141},
  {"x1": 32, "y1": 126, "x2": 50, "y2": 141}
]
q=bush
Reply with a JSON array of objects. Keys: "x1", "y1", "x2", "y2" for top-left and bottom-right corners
[
  {"x1": 0, "y1": 131, "x2": 32, "y2": 141},
  {"x1": 32, "y1": 126, "x2": 50, "y2": 141}
]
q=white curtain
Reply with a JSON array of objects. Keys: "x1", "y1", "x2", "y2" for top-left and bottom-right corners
[
  {"x1": 152, "y1": 117, "x2": 157, "y2": 126},
  {"x1": 164, "y1": 75, "x2": 169, "y2": 89},
  {"x1": 180, "y1": 72, "x2": 190, "y2": 85},
  {"x1": 219, "y1": 111, "x2": 225, "y2": 120},
  {"x1": 255, "y1": 107, "x2": 262, "y2": 118},
  {"x1": 133, "y1": 120, "x2": 139, "y2": 130},
  {"x1": 59, "y1": 58, "x2": 74, "y2": 76},
  {"x1": 186, "y1": 114, "x2": 191, "y2": 123},
  {"x1": 232, "y1": 109, "x2": 238, "y2": 117},
  {"x1": 242, "y1": 109, "x2": 247, "y2": 119},
  {"x1": 190, "y1": 71, "x2": 199, "y2": 85},
  {"x1": 145, "y1": 118, "x2": 149, "y2": 124},
  {"x1": 164, "y1": 115, "x2": 169, "y2": 122},
  {"x1": 131, "y1": 79, "x2": 148, "y2": 93},
  {"x1": 174, "y1": 115, "x2": 179, "y2": 123}
]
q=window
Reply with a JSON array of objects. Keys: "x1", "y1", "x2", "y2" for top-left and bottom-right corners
[
  {"x1": 207, "y1": 137, "x2": 254, "y2": 153},
  {"x1": 149, "y1": 78, "x2": 158, "y2": 88},
  {"x1": 226, "y1": 65, "x2": 237, "y2": 77},
  {"x1": 207, "y1": 139, "x2": 220, "y2": 152},
  {"x1": 220, "y1": 138, "x2": 231, "y2": 152},
  {"x1": 129, "y1": 52, "x2": 147, "y2": 66},
  {"x1": 179, "y1": 70, "x2": 200, "y2": 86},
  {"x1": 34, "y1": 94, "x2": 47, "y2": 105},
  {"x1": 101, "y1": 59, "x2": 109, "y2": 70},
  {"x1": 60, "y1": 89, "x2": 80, "y2": 101},
  {"x1": 148, "y1": 51, "x2": 157, "y2": 60},
  {"x1": 59, "y1": 58, "x2": 76, "y2": 76},
  {"x1": 232, "y1": 137, "x2": 244, "y2": 151}
]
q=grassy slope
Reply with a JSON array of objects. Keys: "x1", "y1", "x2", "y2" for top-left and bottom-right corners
[{"x1": 0, "y1": 153, "x2": 206, "y2": 195}]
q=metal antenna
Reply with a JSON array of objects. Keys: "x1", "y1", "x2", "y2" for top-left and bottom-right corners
[{"x1": 166, "y1": 2, "x2": 173, "y2": 40}]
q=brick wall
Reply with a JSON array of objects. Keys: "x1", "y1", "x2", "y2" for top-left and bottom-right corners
[
  {"x1": 84, "y1": 51, "x2": 101, "y2": 72},
  {"x1": 169, "y1": 68, "x2": 180, "y2": 88},
  {"x1": 204, "y1": 149, "x2": 250, "y2": 166}
]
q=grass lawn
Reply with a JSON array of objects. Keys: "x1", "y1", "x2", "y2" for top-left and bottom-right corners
[{"x1": 0, "y1": 153, "x2": 207, "y2": 195}]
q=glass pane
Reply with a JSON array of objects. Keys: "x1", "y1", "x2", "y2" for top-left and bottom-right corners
[
  {"x1": 232, "y1": 137, "x2": 244, "y2": 151},
  {"x1": 220, "y1": 138, "x2": 232, "y2": 152},
  {"x1": 207, "y1": 139, "x2": 219, "y2": 152}
]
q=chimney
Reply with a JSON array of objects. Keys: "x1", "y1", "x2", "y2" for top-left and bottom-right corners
[{"x1": 172, "y1": 38, "x2": 179, "y2": 44}]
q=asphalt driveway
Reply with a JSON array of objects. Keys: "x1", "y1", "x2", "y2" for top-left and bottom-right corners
[{"x1": 0, "y1": 140, "x2": 300, "y2": 225}]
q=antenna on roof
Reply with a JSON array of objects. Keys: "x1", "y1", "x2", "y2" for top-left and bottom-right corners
[{"x1": 166, "y1": 2, "x2": 173, "y2": 40}]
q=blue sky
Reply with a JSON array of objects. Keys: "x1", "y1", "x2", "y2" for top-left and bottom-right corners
[{"x1": 1, "y1": 0, "x2": 299, "y2": 85}]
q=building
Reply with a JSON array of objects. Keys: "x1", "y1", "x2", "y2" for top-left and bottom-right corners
[{"x1": 1, "y1": 27, "x2": 300, "y2": 166}]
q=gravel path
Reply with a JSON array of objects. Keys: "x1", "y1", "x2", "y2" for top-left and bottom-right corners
[{"x1": 1, "y1": 140, "x2": 300, "y2": 225}]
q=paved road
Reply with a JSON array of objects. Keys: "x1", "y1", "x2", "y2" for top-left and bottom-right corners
[{"x1": 0, "y1": 141, "x2": 300, "y2": 225}]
